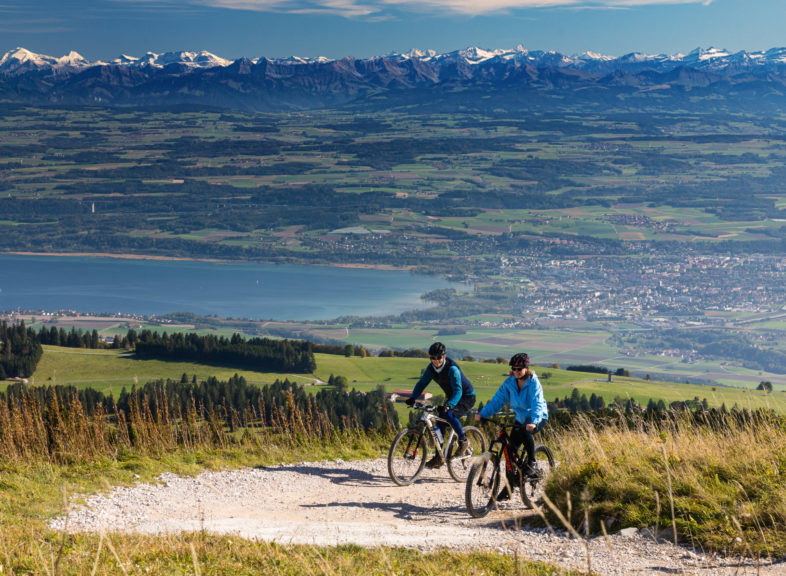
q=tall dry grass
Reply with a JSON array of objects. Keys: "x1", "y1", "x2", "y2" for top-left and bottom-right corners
[
  {"x1": 545, "y1": 410, "x2": 786, "y2": 557},
  {"x1": 0, "y1": 386, "x2": 380, "y2": 465}
]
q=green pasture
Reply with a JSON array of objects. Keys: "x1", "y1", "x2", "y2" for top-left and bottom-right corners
[
  {"x1": 20, "y1": 345, "x2": 317, "y2": 395},
  {"x1": 312, "y1": 354, "x2": 786, "y2": 412},
  {"x1": 6, "y1": 345, "x2": 786, "y2": 414},
  {"x1": 310, "y1": 325, "x2": 619, "y2": 364},
  {"x1": 541, "y1": 375, "x2": 786, "y2": 412}
]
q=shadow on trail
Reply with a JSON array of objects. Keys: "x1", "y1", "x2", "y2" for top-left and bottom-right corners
[
  {"x1": 258, "y1": 463, "x2": 456, "y2": 488},
  {"x1": 300, "y1": 499, "x2": 465, "y2": 521}
]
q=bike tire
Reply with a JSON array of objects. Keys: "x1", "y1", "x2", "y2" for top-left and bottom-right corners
[
  {"x1": 465, "y1": 452, "x2": 503, "y2": 518},
  {"x1": 387, "y1": 427, "x2": 428, "y2": 486},
  {"x1": 520, "y1": 444, "x2": 555, "y2": 509},
  {"x1": 446, "y1": 426, "x2": 487, "y2": 483}
]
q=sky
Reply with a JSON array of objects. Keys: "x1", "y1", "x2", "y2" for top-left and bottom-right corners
[{"x1": 1, "y1": 0, "x2": 785, "y2": 62}]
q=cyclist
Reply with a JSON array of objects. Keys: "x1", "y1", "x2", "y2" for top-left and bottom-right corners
[
  {"x1": 405, "y1": 342, "x2": 476, "y2": 469},
  {"x1": 474, "y1": 352, "x2": 548, "y2": 500}
]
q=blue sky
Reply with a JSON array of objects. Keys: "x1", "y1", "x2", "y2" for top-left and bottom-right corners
[{"x1": 1, "y1": 0, "x2": 785, "y2": 61}]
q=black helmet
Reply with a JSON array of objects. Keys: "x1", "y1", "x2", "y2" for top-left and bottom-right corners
[
  {"x1": 428, "y1": 342, "x2": 446, "y2": 357},
  {"x1": 509, "y1": 353, "x2": 529, "y2": 368}
]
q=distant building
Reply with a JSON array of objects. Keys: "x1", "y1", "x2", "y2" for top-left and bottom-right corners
[{"x1": 389, "y1": 390, "x2": 432, "y2": 403}]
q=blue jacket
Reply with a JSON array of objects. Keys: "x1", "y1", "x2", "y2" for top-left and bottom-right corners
[
  {"x1": 410, "y1": 356, "x2": 475, "y2": 408},
  {"x1": 479, "y1": 372, "x2": 548, "y2": 427}
]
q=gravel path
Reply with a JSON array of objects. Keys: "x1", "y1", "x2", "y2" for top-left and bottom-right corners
[{"x1": 51, "y1": 458, "x2": 784, "y2": 576}]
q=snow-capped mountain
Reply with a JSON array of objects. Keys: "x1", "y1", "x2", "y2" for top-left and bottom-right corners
[
  {"x1": 6, "y1": 45, "x2": 786, "y2": 75},
  {"x1": 4, "y1": 45, "x2": 786, "y2": 113},
  {"x1": 0, "y1": 47, "x2": 230, "y2": 72},
  {"x1": 0, "y1": 47, "x2": 89, "y2": 73},
  {"x1": 136, "y1": 50, "x2": 232, "y2": 69}
]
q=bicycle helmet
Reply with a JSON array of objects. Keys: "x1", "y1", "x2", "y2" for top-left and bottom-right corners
[
  {"x1": 509, "y1": 353, "x2": 530, "y2": 368},
  {"x1": 428, "y1": 342, "x2": 446, "y2": 357}
]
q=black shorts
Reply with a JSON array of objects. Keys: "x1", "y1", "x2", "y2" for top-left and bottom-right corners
[{"x1": 451, "y1": 394, "x2": 476, "y2": 419}]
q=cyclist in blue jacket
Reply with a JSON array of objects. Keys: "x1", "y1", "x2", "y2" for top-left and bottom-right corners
[
  {"x1": 475, "y1": 352, "x2": 548, "y2": 500},
  {"x1": 405, "y1": 342, "x2": 476, "y2": 469}
]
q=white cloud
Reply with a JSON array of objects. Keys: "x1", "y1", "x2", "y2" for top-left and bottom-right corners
[
  {"x1": 378, "y1": 0, "x2": 714, "y2": 15},
  {"x1": 124, "y1": 0, "x2": 714, "y2": 18},
  {"x1": 191, "y1": 0, "x2": 379, "y2": 17}
]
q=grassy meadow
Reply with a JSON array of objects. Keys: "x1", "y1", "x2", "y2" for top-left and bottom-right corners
[
  {"x1": 27, "y1": 345, "x2": 319, "y2": 393},
  {"x1": 12, "y1": 345, "x2": 786, "y2": 415}
]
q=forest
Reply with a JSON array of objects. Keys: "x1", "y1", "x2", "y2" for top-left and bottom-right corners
[
  {"x1": 131, "y1": 331, "x2": 317, "y2": 373},
  {"x1": 0, "y1": 321, "x2": 42, "y2": 380}
]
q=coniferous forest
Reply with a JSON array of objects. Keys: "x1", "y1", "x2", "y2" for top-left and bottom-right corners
[
  {"x1": 0, "y1": 321, "x2": 42, "y2": 379},
  {"x1": 133, "y1": 330, "x2": 317, "y2": 373}
]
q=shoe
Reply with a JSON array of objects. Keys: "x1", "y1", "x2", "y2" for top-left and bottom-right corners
[
  {"x1": 456, "y1": 439, "x2": 470, "y2": 457},
  {"x1": 425, "y1": 454, "x2": 444, "y2": 469},
  {"x1": 495, "y1": 486, "x2": 511, "y2": 501},
  {"x1": 521, "y1": 461, "x2": 540, "y2": 478}
]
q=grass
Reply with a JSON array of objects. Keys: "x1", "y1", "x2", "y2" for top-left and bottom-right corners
[
  {"x1": 0, "y1": 421, "x2": 576, "y2": 575},
  {"x1": 27, "y1": 345, "x2": 318, "y2": 394},
  {"x1": 545, "y1": 411, "x2": 786, "y2": 558},
  {"x1": 17, "y1": 345, "x2": 786, "y2": 413}
]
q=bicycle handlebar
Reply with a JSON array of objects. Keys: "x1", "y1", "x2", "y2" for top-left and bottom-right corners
[
  {"x1": 477, "y1": 411, "x2": 521, "y2": 427},
  {"x1": 408, "y1": 401, "x2": 436, "y2": 412}
]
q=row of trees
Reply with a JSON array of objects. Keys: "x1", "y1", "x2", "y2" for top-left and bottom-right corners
[
  {"x1": 36, "y1": 325, "x2": 106, "y2": 349},
  {"x1": 133, "y1": 330, "x2": 317, "y2": 373},
  {"x1": 547, "y1": 387, "x2": 719, "y2": 416},
  {"x1": 0, "y1": 321, "x2": 43, "y2": 379}
]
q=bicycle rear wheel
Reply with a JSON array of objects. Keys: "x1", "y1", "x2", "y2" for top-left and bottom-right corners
[
  {"x1": 465, "y1": 452, "x2": 502, "y2": 518},
  {"x1": 387, "y1": 428, "x2": 428, "y2": 486},
  {"x1": 520, "y1": 444, "x2": 555, "y2": 508},
  {"x1": 446, "y1": 426, "x2": 487, "y2": 482}
]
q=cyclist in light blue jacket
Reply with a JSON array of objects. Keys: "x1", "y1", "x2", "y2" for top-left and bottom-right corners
[{"x1": 475, "y1": 352, "x2": 548, "y2": 499}]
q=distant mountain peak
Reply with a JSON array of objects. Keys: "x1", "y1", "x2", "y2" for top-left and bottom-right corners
[
  {"x1": 5, "y1": 44, "x2": 786, "y2": 113},
  {"x1": 6, "y1": 45, "x2": 786, "y2": 73}
]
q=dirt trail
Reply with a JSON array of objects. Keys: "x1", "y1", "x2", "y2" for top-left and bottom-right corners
[{"x1": 52, "y1": 459, "x2": 784, "y2": 576}]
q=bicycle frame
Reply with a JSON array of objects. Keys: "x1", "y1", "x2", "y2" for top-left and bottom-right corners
[
  {"x1": 389, "y1": 402, "x2": 487, "y2": 486},
  {"x1": 482, "y1": 417, "x2": 528, "y2": 477},
  {"x1": 411, "y1": 402, "x2": 454, "y2": 457}
]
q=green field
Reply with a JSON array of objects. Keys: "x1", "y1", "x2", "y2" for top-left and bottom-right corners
[
  {"x1": 12, "y1": 345, "x2": 785, "y2": 413},
  {"x1": 25, "y1": 345, "x2": 318, "y2": 394}
]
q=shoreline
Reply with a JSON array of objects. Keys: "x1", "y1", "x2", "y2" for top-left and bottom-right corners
[{"x1": 3, "y1": 251, "x2": 414, "y2": 271}]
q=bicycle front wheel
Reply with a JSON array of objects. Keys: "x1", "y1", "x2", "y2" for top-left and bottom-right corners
[
  {"x1": 520, "y1": 444, "x2": 555, "y2": 508},
  {"x1": 446, "y1": 426, "x2": 487, "y2": 482},
  {"x1": 387, "y1": 428, "x2": 428, "y2": 486},
  {"x1": 465, "y1": 452, "x2": 502, "y2": 518}
]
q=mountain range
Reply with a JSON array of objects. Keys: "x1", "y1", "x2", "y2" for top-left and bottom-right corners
[{"x1": 4, "y1": 45, "x2": 786, "y2": 112}]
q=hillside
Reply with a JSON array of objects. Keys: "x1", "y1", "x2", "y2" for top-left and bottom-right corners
[{"x1": 16, "y1": 345, "x2": 786, "y2": 413}]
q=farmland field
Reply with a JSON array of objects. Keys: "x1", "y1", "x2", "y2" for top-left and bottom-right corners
[{"x1": 3, "y1": 105, "x2": 786, "y2": 393}]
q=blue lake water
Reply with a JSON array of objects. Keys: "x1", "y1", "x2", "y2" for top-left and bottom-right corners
[{"x1": 0, "y1": 254, "x2": 463, "y2": 321}]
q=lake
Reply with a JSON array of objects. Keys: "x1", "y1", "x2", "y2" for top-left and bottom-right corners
[{"x1": 0, "y1": 254, "x2": 464, "y2": 321}]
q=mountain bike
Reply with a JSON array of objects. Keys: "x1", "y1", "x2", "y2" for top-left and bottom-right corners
[
  {"x1": 465, "y1": 415, "x2": 555, "y2": 518},
  {"x1": 387, "y1": 402, "x2": 486, "y2": 486}
]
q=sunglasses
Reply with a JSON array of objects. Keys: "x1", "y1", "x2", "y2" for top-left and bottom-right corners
[
  {"x1": 430, "y1": 355, "x2": 443, "y2": 360},
  {"x1": 511, "y1": 366, "x2": 526, "y2": 371}
]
